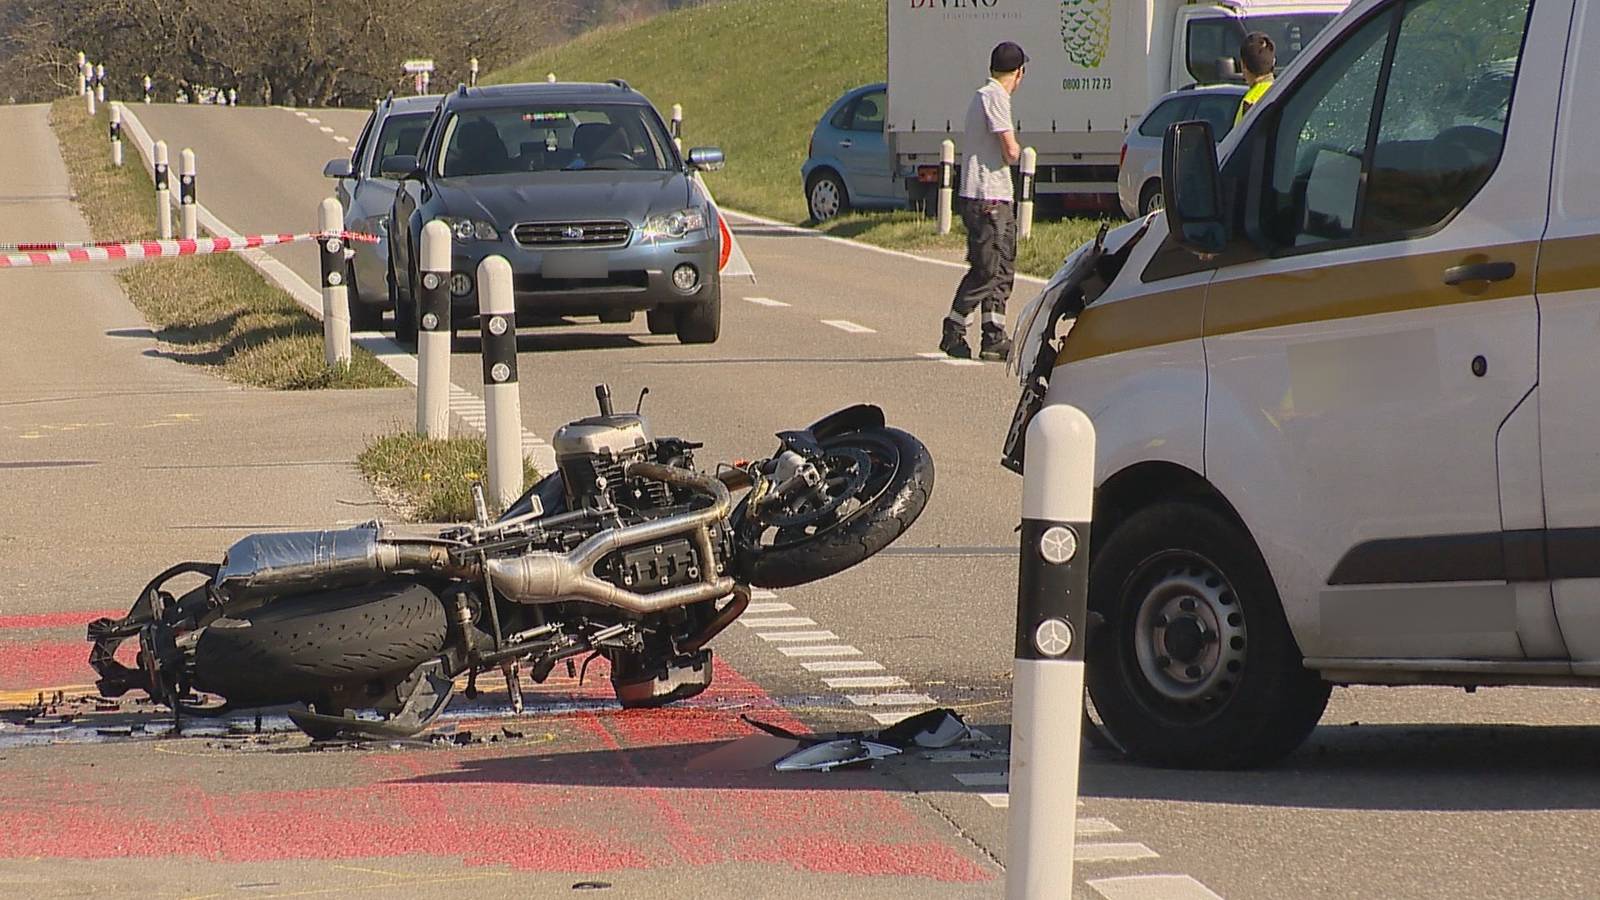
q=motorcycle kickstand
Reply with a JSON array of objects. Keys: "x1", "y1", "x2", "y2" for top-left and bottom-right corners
[{"x1": 502, "y1": 662, "x2": 525, "y2": 715}]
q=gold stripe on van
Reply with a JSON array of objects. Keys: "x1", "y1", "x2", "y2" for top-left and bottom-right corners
[
  {"x1": 1536, "y1": 235, "x2": 1600, "y2": 296},
  {"x1": 1056, "y1": 284, "x2": 1206, "y2": 365}
]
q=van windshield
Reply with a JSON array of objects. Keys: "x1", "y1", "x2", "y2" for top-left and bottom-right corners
[
  {"x1": 1186, "y1": 14, "x2": 1338, "y2": 85},
  {"x1": 436, "y1": 104, "x2": 676, "y2": 177}
]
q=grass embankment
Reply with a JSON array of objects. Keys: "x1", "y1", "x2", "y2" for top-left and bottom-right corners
[
  {"x1": 487, "y1": 0, "x2": 1117, "y2": 277},
  {"x1": 358, "y1": 433, "x2": 539, "y2": 522},
  {"x1": 49, "y1": 98, "x2": 400, "y2": 389}
]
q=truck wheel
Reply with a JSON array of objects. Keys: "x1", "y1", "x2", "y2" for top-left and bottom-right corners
[
  {"x1": 1139, "y1": 180, "x2": 1164, "y2": 216},
  {"x1": 1086, "y1": 502, "x2": 1329, "y2": 769},
  {"x1": 807, "y1": 170, "x2": 849, "y2": 222},
  {"x1": 646, "y1": 308, "x2": 676, "y2": 335},
  {"x1": 675, "y1": 293, "x2": 720, "y2": 344}
]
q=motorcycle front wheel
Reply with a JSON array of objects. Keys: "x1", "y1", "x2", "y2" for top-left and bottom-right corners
[{"x1": 734, "y1": 426, "x2": 933, "y2": 589}]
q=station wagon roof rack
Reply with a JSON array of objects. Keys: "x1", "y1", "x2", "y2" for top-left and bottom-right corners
[{"x1": 607, "y1": 79, "x2": 631, "y2": 90}]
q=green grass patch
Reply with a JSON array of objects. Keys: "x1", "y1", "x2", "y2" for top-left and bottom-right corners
[
  {"x1": 358, "y1": 432, "x2": 540, "y2": 523},
  {"x1": 49, "y1": 98, "x2": 400, "y2": 390},
  {"x1": 487, "y1": 0, "x2": 1118, "y2": 278}
]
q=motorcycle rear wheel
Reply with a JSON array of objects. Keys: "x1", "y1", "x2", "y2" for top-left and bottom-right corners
[{"x1": 193, "y1": 582, "x2": 448, "y2": 705}]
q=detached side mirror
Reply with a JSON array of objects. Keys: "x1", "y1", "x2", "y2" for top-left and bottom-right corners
[
  {"x1": 687, "y1": 147, "x2": 725, "y2": 172},
  {"x1": 1162, "y1": 120, "x2": 1229, "y2": 255},
  {"x1": 379, "y1": 154, "x2": 421, "y2": 179},
  {"x1": 322, "y1": 158, "x2": 354, "y2": 179}
]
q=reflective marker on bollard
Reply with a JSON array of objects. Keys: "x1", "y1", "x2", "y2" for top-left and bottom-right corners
[
  {"x1": 318, "y1": 198, "x2": 352, "y2": 369},
  {"x1": 1006, "y1": 403, "x2": 1095, "y2": 900},
  {"x1": 417, "y1": 220, "x2": 453, "y2": 440},
  {"x1": 154, "y1": 141, "x2": 172, "y2": 240},
  {"x1": 478, "y1": 256, "x2": 522, "y2": 511}
]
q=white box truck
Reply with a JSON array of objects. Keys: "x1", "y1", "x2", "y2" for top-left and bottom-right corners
[{"x1": 887, "y1": 0, "x2": 1349, "y2": 212}]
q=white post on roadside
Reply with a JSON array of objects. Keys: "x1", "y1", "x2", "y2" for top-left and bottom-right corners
[
  {"x1": 469, "y1": 57, "x2": 479, "y2": 88},
  {"x1": 416, "y1": 220, "x2": 453, "y2": 439},
  {"x1": 670, "y1": 103, "x2": 683, "y2": 153},
  {"x1": 937, "y1": 139, "x2": 956, "y2": 236},
  {"x1": 95, "y1": 64, "x2": 106, "y2": 103},
  {"x1": 317, "y1": 199, "x2": 352, "y2": 370},
  {"x1": 1006, "y1": 403, "x2": 1094, "y2": 900},
  {"x1": 108, "y1": 103, "x2": 123, "y2": 167},
  {"x1": 143, "y1": 75, "x2": 152, "y2": 104},
  {"x1": 153, "y1": 141, "x2": 172, "y2": 239},
  {"x1": 546, "y1": 72, "x2": 556, "y2": 83},
  {"x1": 86, "y1": 66, "x2": 96, "y2": 116},
  {"x1": 76, "y1": 53, "x2": 86, "y2": 96},
  {"x1": 179, "y1": 148, "x2": 198, "y2": 240},
  {"x1": 228, "y1": 87, "x2": 238, "y2": 107},
  {"x1": 478, "y1": 255, "x2": 522, "y2": 510},
  {"x1": 1018, "y1": 147, "x2": 1037, "y2": 241}
]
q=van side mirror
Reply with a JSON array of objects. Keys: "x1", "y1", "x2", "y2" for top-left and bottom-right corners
[
  {"x1": 379, "y1": 154, "x2": 421, "y2": 179},
  {"x1": 1162, "y1": 121, "x2": 1229, "y2": 255},
  {"x1": 687, "y1": 147, "x2": 725, "y2": 172},
  {"x1": 322, "y1": 158, "x2": 354, "y2": 179}
]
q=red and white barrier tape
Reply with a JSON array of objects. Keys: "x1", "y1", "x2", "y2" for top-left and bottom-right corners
[{"x1": 0, "y1": 231, "x2": 377, "y2": 268}]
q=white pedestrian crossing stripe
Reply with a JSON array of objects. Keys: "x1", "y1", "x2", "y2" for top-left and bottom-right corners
[
  {"x1": 744, "y1": 296, "x2": 790, "y2": 307},
  {"x1": 777, "y1": 644, "x2": 862, "y2": 657},
  {"x1": 1089, "y1": 875, "x2": 1226, "y2": 900},
  {"x1": 821, "y1": 319, "x2": 875, "y2": 334}
]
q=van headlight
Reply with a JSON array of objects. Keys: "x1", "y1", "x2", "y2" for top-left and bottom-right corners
[
  {"x1": 641, "y1": 207, "x2": 708, "y2": 241},
  {"x1": 438, "y1": 217, "x2": 499, "y2": 242}
]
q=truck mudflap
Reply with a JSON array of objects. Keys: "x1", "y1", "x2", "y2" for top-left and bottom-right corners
[{"x1": 1000, "y1": 216, "x2": 1153, "y2": 474}]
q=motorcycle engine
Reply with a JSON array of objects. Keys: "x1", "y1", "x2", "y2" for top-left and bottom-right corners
[{"x1": 551, "y1": 411, "x2": 669, "y2": 511}]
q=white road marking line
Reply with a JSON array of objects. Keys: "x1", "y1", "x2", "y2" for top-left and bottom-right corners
[
  {"x1": 800, "y1": 659, "x2": 885, "y2": 673},
  {"x1": 751, "y1": 589, "x2": 779, "y2": 599},
  {"x1": 756, "y1": 630, "x2": 838, "y2": 643},
  {"x1": 1089, "y1": 875, "x2": 1225, "y2": 900},
  {"x1": 1075, "y1": 843, "x2": 1162, "y2": 864},
  {"x1": 822, "y1": 319, "x2": 876, "y2": 334},
  {"x1": 744, "y1": 296, "x2": 789, "y2": 307},
  {"x1": 916, "y1": 350, "x2": 985, "y2": 367},
  {"x1": 846, "y1": 693, "x2": 936, "y2": 707},
  {"x1": 954, "y1": 771, "x2": 1009, "y2": 787},
  {"x1": 871, "y1": 710, "x2": 919, "y2": 725},
  {"x1": 778, "y1": 645, "x2": 861, "y2": 658},
  {"x1": 294, "y1": 111, "x2": 308, "y2": 117},
  {"x1": 1077, "y1": 818, "x2": 1123, "y2": 837},
  {"x1": 305, "y1": 116, "x2": 321, "y2": 123},
  {"x1": 980, "y1": 793, "x2": 1010, "y2": 808},
  {"x1": 334, "y1": 136, "x2": 349, "y2": 143},
  {"x1": 822, "y1": 675, "x2": 908, "y2": 689},
  {"x1": 744, "y1": 601, "x2": 795, "y2": 615},
  {"x1": 739, "y1": 617, "x2": 817, "y2": 628},
  {"x1": 319, "y1": 126, "x2": 334, "y2": 133}
]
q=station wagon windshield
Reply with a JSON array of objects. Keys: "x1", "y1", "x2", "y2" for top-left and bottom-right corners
[
  {"x1": 1187, "y1": 14, "x2": 1338, "y2": 84},
  {"x1": 436, "y1": 104, "x2": 676, "y2": 177}
]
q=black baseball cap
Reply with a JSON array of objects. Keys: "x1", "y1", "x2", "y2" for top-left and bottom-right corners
[{"x1": 991, "y1": 41, "x2": 1028, "y2": 73}]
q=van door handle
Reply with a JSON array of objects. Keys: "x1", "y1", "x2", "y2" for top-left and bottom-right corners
[
  {"x1": 1443, "y1": 261, "x2": 1516, "y2": 286},
  {"x1": 839, "y1": 139, "x2": 854, "y2": 149}
]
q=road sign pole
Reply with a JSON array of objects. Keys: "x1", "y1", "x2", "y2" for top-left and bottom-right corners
[
  {"x1": 1006, "y1": 403, "x2": 1095, "y2": 900},
  {"x1": 318, "y1": 198, "x2": 352, "y2": 370},
  {"x1": 478, "y1": 256, "x2": 521, "y2": 511},
  {"x1": 417, "y1": 220, "x2": 452, "y2": 439}
]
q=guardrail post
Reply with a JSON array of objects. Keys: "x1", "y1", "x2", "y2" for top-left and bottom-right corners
[
  {"x1": 417, "y1": 220, "x2": 453, "y2": 439},
  {"x1": 478, "y1": 255, "x2": 521, "y2": 510},
  {"x1": 76, "y1": 53, "x2": 86, "y2": 96},
  {"x1": 469, "y1": 57, "x2": 479, "y2": 87},
  {"x1": 142, "y1": 75, "x2": 152, "y2": 104},
  {"x1": 1006, "y1": 403, "x2": 1095, "y2": 900},
  {"x1": 671, "y1": 103, "x2": 683, "y2": 153},
  {"x1": 179, "y1": 149, "x2": 197, "y2": 240},
  {"x1": 95, "y1": 64, "x2": 105, "y2": 103},
  {"x1": 1018, "y1": 147, "x2": 1037, "y2": 241},
  {"x1": 154, "y1": 141, "x2": 172, "y2": 240},
  {"x1": 318, "y1": 199, "x2": 352, "y2": 370},
  {"x1": 937, "y1": 139, "x2": 955, "y2": 235},
  {"x1": 109, "y1": 104, "x2": 123, "y2": 167}
]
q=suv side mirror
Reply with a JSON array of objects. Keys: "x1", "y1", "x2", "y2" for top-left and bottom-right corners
[
  {"x1": 322, "y1": 158, "x2": 354, "y2": 179},
  {"x1": 1162, "y1": 121, "x2": 1228, "y2": 255},
  {"x1": 687, "y1": 147, "x2": 725, "y2": 172},
  {"x1": 379, "y1": 154, "x2": 421, "y2": 179}
]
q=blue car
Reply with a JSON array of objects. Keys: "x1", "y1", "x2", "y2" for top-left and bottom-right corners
[{"x1": 802, "y1": 83, "x2": 906, "y2": 221}]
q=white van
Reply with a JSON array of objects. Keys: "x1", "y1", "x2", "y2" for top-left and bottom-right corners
[{"x1": 1006, "y1": 0, "x2": 1600, "y2": 768}]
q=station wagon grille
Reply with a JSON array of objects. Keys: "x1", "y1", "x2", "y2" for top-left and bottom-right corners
[{"x1": 514, "y1": 220, "x2": 632, "y2": 248}]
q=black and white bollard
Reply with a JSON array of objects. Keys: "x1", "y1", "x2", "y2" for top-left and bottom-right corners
[
  {"x1": 179, "y1": 149, "x2": 198, "y2": 240},
  {"x1": 95, "y1": 64, "x2": 105, "y2": 103},
  {"x1": 1006, "y1": 402, "x2": 1095, "y2": 900},
  {"x1": 1018, "y1": 147, "x2": 1037, "y2": 241},
  {"x1": 670, "y1": 103, "x2": 683, "y2": 154},
  {"x1": 108, "y1": 104, "x2": 123, "y2": 167},
  {"x1": 937, "y1": 139, "x2": 955, "y2": 236},
  {"x1": 546, "y1": 72, "x2": 556, "y2": 83},
  {"x1": 76, "y1": 53, "x2": 86, "y2": 96},
  {"x1": 86, "y1": 67, "x2": 96, "y2": 117},
  {"x1": 228, "y1": 87, "x2": 237, "y2": 107},
  {"x1": 477, "y1": 255, "x2": 522, "y2": 510},
  {"x1": 143, "y1": 75, "x2": 152, "y2": 104},
  {"x1": 154, "y1": 140, "x2": 172, "y2": 240},
  {"x1": 416, "y1": 220, "x2": 452, "y2": 439},
  {"x1": 469, "y1": 57, "x2": 479, "y2": 88},
  {"x1": 318, "y1": 199, "x2": 352, "y2": 369}
]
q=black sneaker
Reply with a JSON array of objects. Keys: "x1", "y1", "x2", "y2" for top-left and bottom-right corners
[
  {"x1": 939, "y1": 327, "x2": 973, "y2": 360},
  {"x1": 980, "y1": 334, "x2": 1013, "y2": 362}
]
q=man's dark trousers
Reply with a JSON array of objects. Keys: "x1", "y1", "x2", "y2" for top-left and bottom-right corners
[{"x1": 947, "y1": 198, "x2": 1016, "y2": 341}]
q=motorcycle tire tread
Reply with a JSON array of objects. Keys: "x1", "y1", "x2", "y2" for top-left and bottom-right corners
[
  {"x1": 745, "y1": 426, "x2": 934, "y2": 589},
  {"x1": 193, "y1": 582, "x2": 448, "y2": 704}
]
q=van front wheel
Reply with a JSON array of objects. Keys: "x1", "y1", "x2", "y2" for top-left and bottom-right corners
[{"x1": 1086, "y1": 502, "x2": 1329, "y2": 769}]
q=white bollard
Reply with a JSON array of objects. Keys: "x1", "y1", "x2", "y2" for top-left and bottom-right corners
[
  {"x1": 1005, "y1": 403, "x2": 1094, "y2": 900},
  {"x1": 143, "y1": 75, "x2": 152, "y2": 104},
  {"x1": 478, "y1": 255, "x2": 522, "y2": 511},
  {"x1": 546, "y1": 72, "x2": 556, "y2": 83},
  {"x1": 318, "y1": 199, "x2": 352, "y2": 369},
  {"x1": 109, "y1": 104, "x2": 123, "y2": 167},
  {"x1": 179, "y1": 149, "x2": 198, "y2": 240},
  {"x1": 1018, "y1": 147, "x2": 1037, "y2": 241},
  {"x1": 416, "y1": 220, "x2": 453, "y2": 439},
  {"x1": 154, "y1": 141, "x2": 172, "y2": 239},
  {"x1": 937, "y1": 139, "x2": 955, "y2": 235},
  {"x1": 228, "y1": 87, "x2": 237, "y2": 107},
  {"x1": 671, "y1": 104, "x2": 683, "y2": 154},
  {"x1": 95, "y1": 64, "x2": 105, "y2": 103},
  {"x1": 76, "y1": 53, "x2": 86, "y2": 96},
  {"x1": 86, "y1": 78, "x2": 96, "y2": 117},
  {"x1": 469, "y1": 57, "x2": 479, "y2": 87}
]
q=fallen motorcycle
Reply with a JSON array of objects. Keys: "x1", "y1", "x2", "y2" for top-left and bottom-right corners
[{"x1": 87, "y1": 385, "x2": 933, "y2": 739}]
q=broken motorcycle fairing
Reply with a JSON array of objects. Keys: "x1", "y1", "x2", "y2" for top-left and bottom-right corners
[{"x1": 88, "y1": 385, "x2": 934, "y2": 739}]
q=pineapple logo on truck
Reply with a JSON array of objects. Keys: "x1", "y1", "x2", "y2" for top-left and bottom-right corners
[{"x1": 1061, "y1": 0, "x2": 1112, "y2": 89}]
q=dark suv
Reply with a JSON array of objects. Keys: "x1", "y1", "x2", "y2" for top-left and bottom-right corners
[{"x1": 380, "y1": 81, "x2": 726, "y2": 345}]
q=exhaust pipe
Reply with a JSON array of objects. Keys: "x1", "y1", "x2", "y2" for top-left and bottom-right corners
[{"x1": 214, "y1": 527, "x2": 464, "y2": 600}]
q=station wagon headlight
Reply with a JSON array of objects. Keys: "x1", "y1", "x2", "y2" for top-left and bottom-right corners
[
  {"x1": 641, "y1": 207, "x2": 708, "y2": 241},
  {"x1": 438, "y1": 217, "x2": 499, "y2": 242}
]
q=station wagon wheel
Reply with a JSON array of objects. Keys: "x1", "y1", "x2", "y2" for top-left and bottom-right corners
[
  {"x1": 1086, "y1": 501, "x2": 1330, "y2": 769},
  {"x1": 807, "y1": 170, "x2": 849, "y2": 222},
  {"x1": 1139, "y1": 180, "x2": 1164, "y2": 216}
]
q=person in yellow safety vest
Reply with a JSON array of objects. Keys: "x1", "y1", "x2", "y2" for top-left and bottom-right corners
[{"x1": 1235, "y1": 32, "x2": 1277, "y2": 126}]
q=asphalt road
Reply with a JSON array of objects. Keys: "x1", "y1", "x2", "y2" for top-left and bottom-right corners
[{"x1": 43, "y1": 102, "x2": 1600, "y2": 899}]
